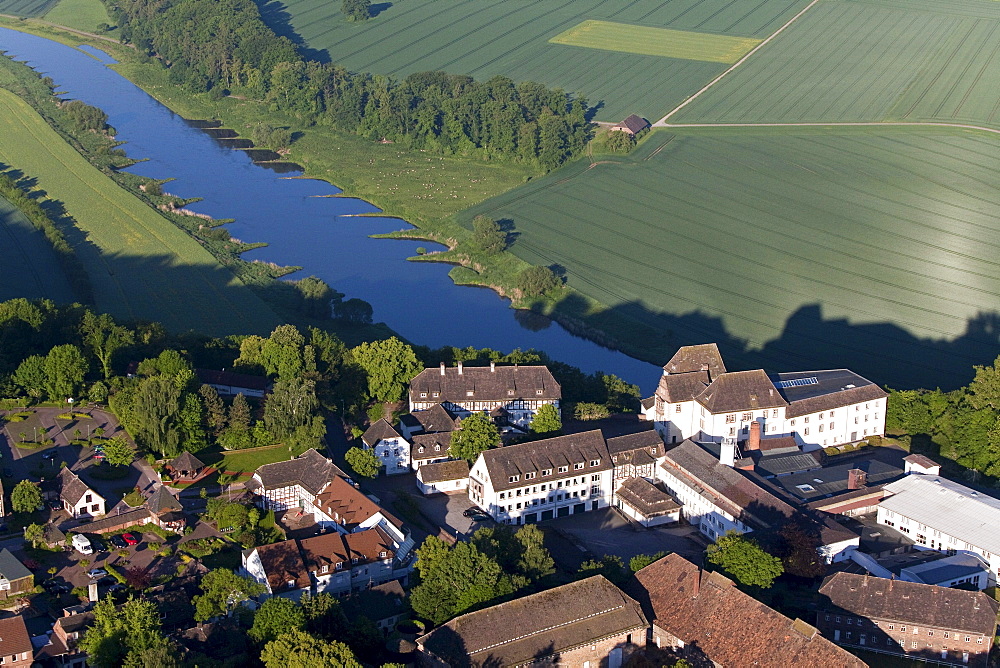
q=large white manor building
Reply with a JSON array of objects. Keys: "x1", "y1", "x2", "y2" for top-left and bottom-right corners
[{"x1": 641, "y1": 344, "x2": 887, "y2": 452}]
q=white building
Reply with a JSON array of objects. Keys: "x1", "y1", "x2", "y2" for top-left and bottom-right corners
[
  {"x1": 876, "y1": 473, "x2": 1000, "y2": 585},
  {"x1": 57, "y1": 468, "x2": 105, "y2": 519},
  {"x1": 409, "y1": 362, "x2": 560, "y2": 429},
  {"x1": 247, "y1": 448, "x2": 345, "y2": 517},
  {"x1": 362, "y1": 419, "x2": 410, "y2": 475},
  {"x1": 468, "y1": 429, "x2": 613, "y2": 525},
  {"x1": 312, "y1": 477, "x2": 415, "y2": 560},
  {"x1": 416, "y1": 460, "x2": 470, "y2": 495},
  {"x1": 642, "y1": 344, "x2": 887, "y2": 452}
]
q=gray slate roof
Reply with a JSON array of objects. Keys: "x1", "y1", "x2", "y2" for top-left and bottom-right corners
[
  {"x1": 663, "y1": 343, "x2": 727, "y2": 377},
  {"x1": 819, "y1": 572, "x2": 999, "y2": 634},
  {"x1": 418, "y1": 575, "x2": 646, "y2": 667},
  {"x1": 479, "y1": 430, "x2": 611, "y2": 493},
  {"x1": 58, "y1": 468, "x2": 98, "y2": 506},
  {"x1": 410, "y1": 364, "x2": 560, "y2": 404},
  {"x1": 879, "y1": 474, "x2": 1000, "y2": 556},
  {"x1": 0, "y1": 548, "x2": 31, "y2": 582},
  {"x1": 615, "y1": 477, "x2": 679, "y2": 517},
  {"x1": 694, "y1": 369, "x2": 788, "y2": 414},
  {"x1": 614, "y1": 114, "x2": 649, "y2": 134},
  {"x1": 418, "y1": 459, "x2": 469, "y2": 483},
  {"x1": 606, "y1": 430, "x2": 663, "y2": 456},
  {"x1": 775, "y1": 369, "x2": 887, "y2": 418},
  {"x1": 768, "y1": 448, "x2": 905, "y2": 501},
  {"x1": 411, "y1": 432, "x2": 452, "y2": 460},
  {"x1": 362, "y1": 418, "x2": 402, "y2": 447},
  {"x1": 408, "y1": 404, "x2": 457, "y2": 433},
  {"x1": 168, "y1": 451, "x2": 205, "y2": 472},
  {"x1": 252, "y1": 448, "x2": 343, "y2": 496},
  {"x1": 146, "y1": 485, "x2": 183, "y2": 515}
]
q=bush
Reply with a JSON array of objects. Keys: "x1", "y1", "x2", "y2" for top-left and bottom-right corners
[
  {"x1": 516, "y1": 266, "x2": 560, "y2": 298},
  {"x1": 823, "y1": 446, "x2": 840, "y2": 456},
  {"x1": 573, "y1": 402, "x2": 610, "y2": 421}
]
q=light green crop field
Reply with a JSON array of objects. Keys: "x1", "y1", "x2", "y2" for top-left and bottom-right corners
[
  {"x1": 0, "y1": 195, "x2": 75, "y2": 303},
  {"x1": 673, "y1": 0, "x2": 1000, "y2": 126},
  {"x1": 461, "y1": 128, "x2": 1000, "y2": 378},
  {"x1": 549, "y1": 20, "x2": 761, "y2": 63},
  {"x1": 0, "y1": 88, "x2": 282, "y2": 336},
  {"x1": 43, "y1": 0, "x2": 113, "y2": 33},
  {"x1": 265, "y1": 0, "x2": 809, "y2": 121},
  {"x1": 0, "y1": 0, "x2": 55, "y2": 16}
]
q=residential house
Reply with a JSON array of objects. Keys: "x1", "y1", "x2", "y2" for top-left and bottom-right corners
[
  {"x1": 312, "y1": 477, "x2": 415, "y2": 560},
  {"x1": 607, "y1": 430, "x2": 663, "y2": 487},
  {"x1": 416, "y1": 575, "x2": 647, "y2": 668},
  {"x1": 628, "y1": 554, "x2": 865, "y2": 668},
  {"x1": 0, "y1": 549, "x2": 33, "y2": 601},
  {"x1": 35, "y1": 609, "x2": 94, "y2": 668},
  {"x1": 416, "y1": 460, "x2": 469, "y2": 495},
  {"x1": 398, "y1": 403, "x2": 457, "y2": 440},
  {"x1": 410, "y1": 433, "x2": 452, "y2": 471},
  {"x1": 468, "y1": 429, "x2": 614, "y2": 525},
  {"x1": 56, "y1": 469, "x2": 104, "y2": 519},
  {"x1": 613, "y1": 477, "x2": 680, "y2": 527},
  {"x1": 876, "y1": 473, "x2": 1000, "y2": 585},
  {"x1": 164, "y1": 451, "x2": 206, "y2": 483},
  {"x1": 409, "y1": 362, "x2": 560, "y2": 430},
  {"x1": 41, "y1": 524, "x2": 66, "y2": 550},
  {"x1": 247, "y1": 448, "x2": 345, "y2": 516},
  {"x1": 0, "y1": 616, "x2": 32, "y2": 668},
  {"x1": 643, "y1": 344, "x2": 887, "y2": 451},
  {"x1": 904, "y1": 453, "x2": 941, "y2": 475},
  {"x1": 609, "y1": 114, "x2": 649, "y2": 136},
  {"x1": 817, "y1": 572, "x2": 999, "y2": 667},
  {"x1": 341, "y1": 580, "x2": 408, "y2": 635},
  {"x1": 362, "y1": 419, "x2": 410, "y2": 475},
  {"x1": 241, "y1": 539, "x2": 310, "y2": 600},
  {"x1": 145, "y1": 485, "x2": 186, "y2": 532},
  {"x1": 196, "y1": 368, "x2": 269, "y2": 398}
]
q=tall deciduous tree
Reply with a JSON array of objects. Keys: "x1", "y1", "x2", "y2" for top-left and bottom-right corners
[
  {"x1": 132, "y1": 376, "x2": 181, "y2": 456},
  {"x1": 192, "y1": 569, "x2": 266, "y2": 622},
  {"x1": 102, "y1": 435, "x2": 135, "y2": 467},
  {"x1": 79, "y1": 597, "x2": 170, "y2": 668},
  {"x1": 345, "y1": 446, "x2": 380, "y2": 478},
  {"x1": 516, "y1": 266, "x2": 559, "y2": 298},
  {"x1": 12, "y1": 355, "x2": 46, "y2": 400},
  {"x1": 530, "y1": 403, "x2": 561, "y2": 435},
  {"x1": 409, "y1": 537, "x2": 507, "y2": 624},
  {"x1": 44, "y1": 344, "x2": 88, "y2": 400},
  {"x1": 260, "y1": 630, "x2": 361, "y2": 668},
  {"x1": 11, "y1": 480, "x2": 42, "y2": 514},
  {"x1": 264, "y1": 377, "x2": 320, "y2": 441},
  {"x1": 470, "y1": 215, "x2": 506, "y2": 255},
  {"x1": 250, "y1": 597, "x2": 306, "y2": 646},
  {"x1": 449, "y1": 413, "x2": 500, "y2": 463},
  {"x1": 350, "y1": 337, "x2": 421, "y2": 404},
  {"x1": 81, "y1": 311, "x2": 134, "y2": 380},
  {"x1": 968, "y1": 355, "x2": 1000, "y2": 411},
  {"x1": 706, "y1": 531, "x2": 784, "y2": 589}
]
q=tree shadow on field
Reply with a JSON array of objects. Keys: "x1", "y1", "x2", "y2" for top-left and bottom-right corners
[
  {"x1": 549, "y1": 292, "x2": 1000, "y2": 391},
  {"x1": 370, "y1": 2, "x2": 392, "y2": 18},
  {"x1": 255, "y1": 0, "x2": 331, "y2": 63}
]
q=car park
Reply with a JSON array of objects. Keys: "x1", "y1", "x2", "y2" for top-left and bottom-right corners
[
  {"x1": 42, "y1": 451, "x2": 58, "y2": 459},
  {"x1": 121, "y1": 532, "x2": 140, "y2": 546},
  {"x1": 109, "y1": 535, "x2": 128, "y2": 549},
  {"x1": 72, "y1": 534, "x2": 93, "y2": 555}
]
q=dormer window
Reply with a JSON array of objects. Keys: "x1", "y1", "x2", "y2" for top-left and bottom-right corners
[
  {"x1": 321, "y1": 565, "x2": 328, "y2": 574},
  {"x1": 542, "y1": 468, "x2": 552, "y2": 476},
  {"x1": 418, "y1": 446, "x2": 425, "y2": 453},
  {"x1": 509, "y1": 475, "x2": 519, "y2": 483},
  {"x1": 434, "y1": 444, "x2": 440, "y2": 451},
  {"x1": 590, "y1": 459, "x2": 600, "y2": 466},
  {"x1": 558, "y1": 465, "x2": 568, "y2": 473},
  {"x1": 466, "y1": 390, "x2": 474, "y2": 397},
  {"x1": 287, "y1": 580, "x2": 296, "y2": 589},
  {"x1": 379, "y1": 551, "x2": 387, "y2": 557},
  {"x1": 432, "y1": 392, "x2": 439, "y2": 397},
  {"x1": 525, "y1": 472, "x2": 535, "y2": 480},
  {"x1": 507, "y1": 390, "x2": 514, "y2": 395},
  {"x1": 574, "y1": 462, "x2": 584, "y2": 470},
  {"x1": 536, "y1": 389, "x2": 543, "y2": 395},
  {"x1": 336, "y1": 562, "x2": 343, "y2": 570},
  {"x1": 420, "y1": 392, "x2": 427, "y2": 398},
  {"x1": 352, "y1": 557, "x2": 359, "y2": 564}
]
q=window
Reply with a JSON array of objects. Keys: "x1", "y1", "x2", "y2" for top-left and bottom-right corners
[
  {"x1": 558, "y1": 465, "x2": 568, "y2": 473},
  {"x1": 847, "y1": 618, "x2": 853, "y2": 625},
  {"x1": 819, "y1": 424, "x2": 824, "y2": 432},
  {"x1": 928, "y1": 630, "x2": 934, "y2": 637},
  {"x1": 525, "y1": 472, "x2": 536, "y2": 480},
  {"x1": 675, "y1": 404, "x2": 682, "y2": 413},
  {"x1": 900, "y1": 626, "x2": 906, "y2": 632},
  {"x1": 912, "y1": 627, "x2": 919, "y2": 634},
  {"x1": 542, "y1": 468, "x2": 552, "y2": 476},
  {"x1": 945, "y1": 632, "x2": 950, "y2": 639},
  {"x1": 772, "y1": 409, "x2": 779, "y2": 417},
  {"x1": 507, "y1": 390, "x2": 514, "y2": 396},
  {"x1": 419, "y1": 392, "x2": 427, "y2": 398},
  {"x1": 466, "y1": 390, "x2": 474, "y2": 397},
  {"x1": 888, "y1": 625, "x2": 894, "y2": 630},
  {"x1": 591, "y1": 474, "x2": 601, "y2": 482},
  {"x1": 574, "y1": 462, "x2": 584, "y2": 470},
  {"x1": 824, "y1": 615, "x2": 830, "y2": 621},
  {"x1": 432, "y1": 392, "x2": 439, "y2": 398},
  {"x1": 790, "y1": 419, "x2": 796, "y2": 426},
  {"x1": 912, "y1": 641, "x2": 918, "y2": 648},
  {"x1": 336, "y1": 562, "x2": 343, "y2": 570},
  {"x1": 966, "y1": 636, "x2": 972, "y2": 643},
  {"x1": 804, "y1": 427, "x2": 810, "y2": 435},
  {"x1": 590, "y1": 459, "x2": 600, "y2": 466},
  {"x1": 509, "y1": 475, "x2": 519, "y2": 483},
  {"x1": 819, "y1": 412, "x2": 824, "y2": 419},
  {"x1": 288, "y1": 580, "x2": 295, "y2": 589},
  {"x1": 741, "y1": 412, "x2": 752, "y2": 421},
  {"x1": 804, "y1": 416, "x2": 810, "y2": 423},
  {"x1": 85, "y1": 494, "x2": 92, "y2": 503},
  {"x1": 829, "y1": 422, "x2": 834, "y2": 430},
  {"x1": 536, "y1": 389, "x2": 543, "y2": 395},
  {"x1": 352, "y1": 558, "x2": 359, "y2": 564},
  {"x1": 321, "y1": 565, "x2": 328, "y2": 574},
  {"x1": 726, "y1": 414, "x2": 736, "y2": 423}
]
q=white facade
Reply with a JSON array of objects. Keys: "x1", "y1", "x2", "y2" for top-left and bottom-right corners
[
  {"x1": 67, "y1": 489, "x2": 105, "y2": 519},
  {"x1": 366, "y1": 434, "x2": 410, "y2": 475},
  {"x1": 417, "y1": 476, "x2": 468, "y2": 496},
  {"x1": 656, "y1": 465, "x2": 749, "y2": 542}
]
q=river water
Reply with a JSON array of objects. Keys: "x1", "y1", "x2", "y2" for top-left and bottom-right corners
[{"x1": 0, "y1": 28, "x2": 661, "y2": 394}]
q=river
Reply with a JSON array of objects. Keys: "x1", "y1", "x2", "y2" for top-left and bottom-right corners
[{"x1": 0, "y1": 28, "x2": 662, "y2": 394}]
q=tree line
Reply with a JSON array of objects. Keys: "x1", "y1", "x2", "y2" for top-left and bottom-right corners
[{"x1": 105, "y1": 0, "x2": 593, "y2": 168}]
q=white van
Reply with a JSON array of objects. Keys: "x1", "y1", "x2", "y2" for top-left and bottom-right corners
[{"x1": 71, "y1": 534, "x2": 92, "y2": 555}]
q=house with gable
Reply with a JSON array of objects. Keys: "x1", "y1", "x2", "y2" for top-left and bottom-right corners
[
  {"x1": 0, "y1": 549, "x2": 33, "y2": 601},
  {"x1": 56, "y1": 468, "x2": 105, "y2": 519},
  {"x1": 312, "y1": 476, "x2": 415, "y2": 560},
  {"x1": 643, "y1": 344, "x2": 887, "y2": 451},
  {"x1": 247, "y1": 448, "x2": 345, "y2": 517},
  {"x1": 410, "y1": 432, "x2": 452, "y2": 471},
  {"x1": 398, "y1": 403, "x2": 457, "y2": 440},
  {"x1": 409, "y1": 361, "x2": 560, "y2": 430},
  {"x1": 146, "y1": 485, "x2": 186, "y2": 532},
  {"x1": 607, "y1": 430, "x2": 663, "y2": 487},
  {"x1": 0, "y1": 615, "x2": 33, "y2": 668},
  {"x1": 362, "y1": 419, "x2": 409, "y2": 475}
]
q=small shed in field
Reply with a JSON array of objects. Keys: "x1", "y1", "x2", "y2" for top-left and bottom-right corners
[{"x1": 610, "y1": 114, "x2": 649, "y2": 136}]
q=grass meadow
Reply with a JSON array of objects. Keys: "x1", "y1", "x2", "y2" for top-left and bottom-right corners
[
  {"x1": 0, "y1": 0, "x2": 55, "y2": 16},
  {"x1": 549, "y1": 20, "x2": 761, "y2": 63},
  {"x1": 674, "y1": 0, "x2": 1000, "y2": 127},
  {"x1": 460, "y1": 128, "x2": 1000, "y2": 381},
  {"x1": 265, "y1": 0, "x2": 809, "y2": 121},
  {"x1": 42, "y1": 0, "x2": 113, "y2": 34},
  {"x1": 0, "y1": 195, "x2": 75, "y2": 302},
  {"x1": 0, "y1": 88, "x2": 283, "y2": 336}
]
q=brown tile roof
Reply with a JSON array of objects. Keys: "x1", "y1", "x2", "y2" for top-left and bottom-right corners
[
  {"x1": 480, "y1": 430, "x2": 612, "y2": 492},
  {"x1": 58, "y1": 468, "x2": 99, "y2": 507},
  {"x1": 146, "y1": 485, "x2": 183, "y2": 515},
  {"x1": 614, "y1": 113, "x2": 650, "y2": 134},
  {"x1": 80, "y1": 508, "x2": 151, "y2": 533},
  {"x1": 640, "y1": 396, "x2": 655, "y2": 410},
  {"x1": 903, "y1": 453, "x2": 938, "y2": 468},
  {"x1": 694, "y1": 370, "x2": 787, "y2": 414},
  {"x1": 663, "y1": 343, "x2": 727, "y2": 377},
  {"x1": 615, "y1": 477, "x2": 679, "y2": 517},
  {"x1": 606, "y1": 430, "x2": 663, "y2": 457},
  {"x1": 411, "y1": 432, "x2": 452, "y2": 460},
  {"x1": 656, "y1": 369, "x2": 712, "y2": 403},
  {"x1": 629, "y1": 555, "x2": 864, "y2": 668},
  {"x1": 167, "y1": 451, "x2": 204, "y2": 473},
  {"x1": 298, "y1": 532, "x2": 349, "y2": 571},
  {"x1": 252, "y1": 448, "x2": 343, "y2": 496},
  {"x1": 343, "y1": 526, "x2": 395, "y2": 563},
  {"x1": 419, "y1": 575, "x2": 647, "y2": 667},
  {"x1": 410, "y1": 364, "x2": 560, "y2": 404},
  {"x1": 410, "y1": 404, "x2": 458, "y2": 433},
  {"x1": 362, "y1": 418, "x2": 402, "y2": 446},
  {"x1": 417, "y1": 459, "x2": 470, "y2": 484},
  {"x1": 253, "y1": 540, "x2": 311, "y2": 592},
  {"x1": 315, "y1": 477, "x2": 383, "y2": 528},
  {"x1": 819, "y1": 572, "x2": 1000, "y2": 634},
  {"x1": 0, "y1": 615, "x2": 32, "y2": 658},
  {"x1": 758, "y1": 435, "x2": 799, "y2": 452},
  {"x1": 784, "y1": 383, "x2": 888, "y2": 419}
]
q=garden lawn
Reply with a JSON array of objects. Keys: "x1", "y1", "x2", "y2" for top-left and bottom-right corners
[
  {"x1": 459, "y1": 127, "x2": 1000, "y2": 389},
  {"x1": 263, "y1": 0, "x2": 810, "y2": 121},
  {"x1": 199, "y1": 443, "x2": 306, "y2": 475},
  {"x1": 0, "y1": 87, "x2": 283, "y2": 336},
  {"x1": 0, "y1": 194, "x2": 75, "y2": 302},
  {"x1": 673, "y1": 0, "x2": 1000, "y2": 127}
]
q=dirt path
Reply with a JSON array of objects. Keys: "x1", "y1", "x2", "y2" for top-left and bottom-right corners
[
  {"x1": 0, "y1": 15, "x2": 128, "y2": 46},
  {"x1": 658, "y1": 120, "x2": 1000, "y2": 136}
]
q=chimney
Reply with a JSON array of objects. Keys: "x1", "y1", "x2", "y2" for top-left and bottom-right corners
[
  {"x1": 692, "y1": 569, "x2": 701, "y2": 597},
  {"x1": 490, "y1": 361, "x2": 495, "y2": 372},
  {"x1": 747, "y1": 421, "x2": 761, "y2": 451},
  {"x1": 88, "y1": 582, "x2": 98, "y2": 603},
  {"x1": 720, "y1": 437, "x2": 737, "y2": 468},
  {"x1": 848, "y1": 468, "x2": 867, "y2": 490},
  {"x1": 457, "y1": 361, "x2": 463, "y2": 375},
  {"x1": 439, "y1": 362, "x2": 445, "y2": 376}
]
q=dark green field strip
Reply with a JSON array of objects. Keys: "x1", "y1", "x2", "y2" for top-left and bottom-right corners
[
  {"x1": 0, "y1": 0, "x2": 56, "y2": 16},
  {"x1": 460, "y1": 131, "x2": 1000, "y2": 369},
  {"x1": 675, "y1": 0, "x2": 1000, "y2": 127},
  {"x1": 272, "y1": 0, "x2": 810, "y2": 121},
  {"x1": 0, "y1": 195, "x2": 75, "y2": 303}
]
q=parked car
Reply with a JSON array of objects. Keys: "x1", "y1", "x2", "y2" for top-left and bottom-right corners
[
  {"x1": 463, "y1": 507, "x2": 490, "y2": 521},
  {"x1": 49, "y1": 501, "x2": 63, "y2": 511},
  {"x1": 121, "y1": 532, "x2": 140, "y2": 546},
  {"x1": 86, "y1": 568, "x2": 108, "y2": 579},
  {"x1": 44, "y1": 581, "x2": 72, "y2": 595},
  {"x1": 109, "y1": 535, "x2": 128, "y2": 549},
  {"x1": 71, "y1": 534, "x2": 93, "y2": 555},
  {"x1": 42, "y1": 451, "x2": 58, "y2": 460}
]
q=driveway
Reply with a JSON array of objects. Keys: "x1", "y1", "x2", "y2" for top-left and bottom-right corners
[{"x1": 546, "y1": 507, "x2": 705, "y2": 563}]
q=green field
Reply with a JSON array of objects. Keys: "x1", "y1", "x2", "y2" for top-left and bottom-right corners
[
  {"x1": 674, "y1": 0, "x2": 1000, "y2": 126},
  {"x1": 0, "y1": 0, "x2": 56, "y2": 17},
  {"x1": 265, "y1": 0, "x2": 809, "y2": 121},
  {"x1": 43, "y1": 0, "x2": 113, "y2": 33},
  {"x1": 550, "y1": 20, "x2": 761, "y2": 63},
  {"x1": 461, "y1": 128, "x2": 1000, "y2": 378},
  {"x1": 0, "y1": 195, "x2": 75, "y2": 302},
  {"x1": 0, "y1": 88, "x2": 283, "y2": 336}
]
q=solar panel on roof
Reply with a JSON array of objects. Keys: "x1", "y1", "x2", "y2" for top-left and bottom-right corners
[{"x1": 774, "y1": 377, "x2": 819, "y2": 388}]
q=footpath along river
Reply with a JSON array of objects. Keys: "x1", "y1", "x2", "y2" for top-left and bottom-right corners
[{"x1": 0, "y1": 28, "x2": 662, "y2": 393}]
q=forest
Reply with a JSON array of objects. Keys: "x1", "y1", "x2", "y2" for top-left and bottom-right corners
[{"x1": 105, "y1": 0, "x2": 593, "y2": 168}]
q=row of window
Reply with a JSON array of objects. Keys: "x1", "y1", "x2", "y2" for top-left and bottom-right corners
[
  {"x1": 501, "y1": 488, "x2": 598, "y2": 513},
  {"x1": 508, "y1": 461, "x2": 601, "y2": 483},
  {"x1": 499, "y1": 475, "x2": 601, "y2": 498},
  {"x1": 827, "y1": 616, "x2": 985, "y2": 644},
  {"x1": 417, "y1": 389, "x2": 546, "y2": 398}
]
